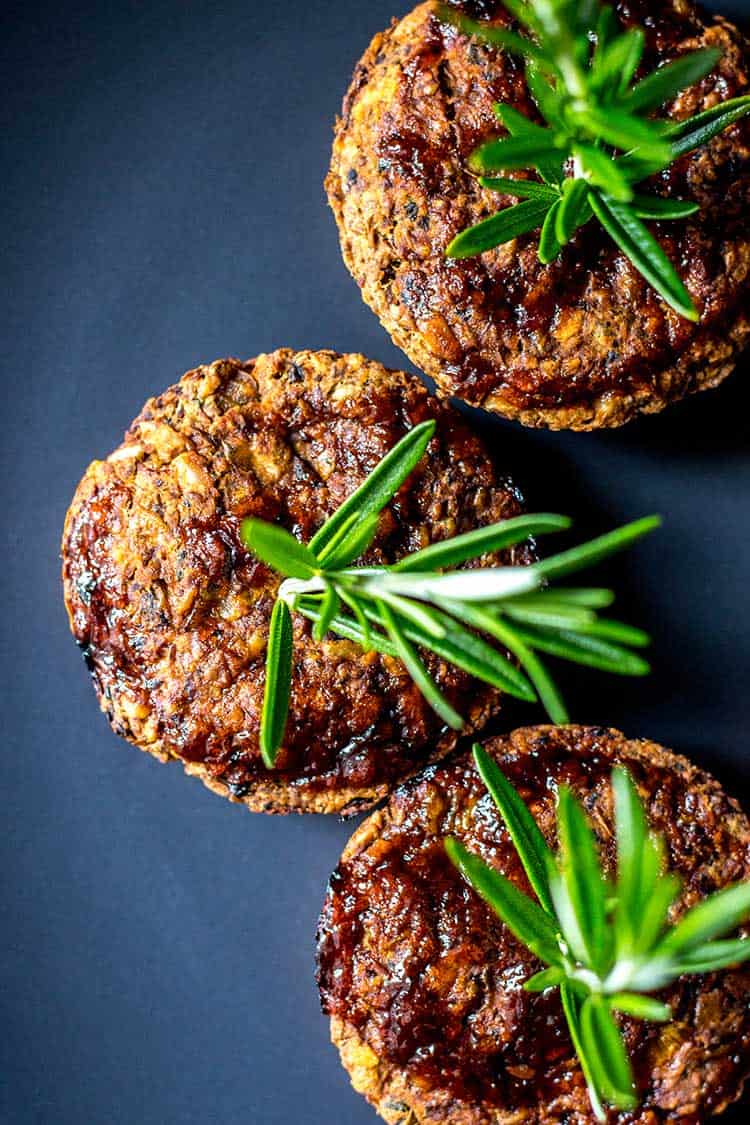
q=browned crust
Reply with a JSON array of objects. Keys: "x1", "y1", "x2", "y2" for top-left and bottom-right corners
[
  {"x1": 321, "y1": 726, "x2": 750, "y2": 1122},
  {"x1": 327, "y1": 1, "x2": 750, "y2": 430},
  {"x1": 61, "y1": 349, "x2": 531, "y2": 816}
]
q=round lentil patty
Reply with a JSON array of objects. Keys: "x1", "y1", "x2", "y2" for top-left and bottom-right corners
[
  {"x1": 62, "y1": 349, "x2": 533, "y2": 815},
  {"x1": 327, "y1": 0, "x2": 750, "y2": 430},
  {"x1": 317, "y1": 725, "x2": 750, "y2": 1122}
]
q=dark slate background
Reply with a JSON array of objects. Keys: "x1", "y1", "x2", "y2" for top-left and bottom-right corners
[{"x1": 3, "y1": 1, "x2": 749, "y2": 1121}]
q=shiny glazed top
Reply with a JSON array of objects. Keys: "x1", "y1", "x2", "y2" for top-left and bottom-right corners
[
  {"x1": 328, "y1": 0, "x2": 750, "y2": 427},
  {"x1": 318, "y1": 726, "x2": 750, "y2": 1120},
  {"x1": 62, "y1": 350, "x2": 531, "y2": 813}
]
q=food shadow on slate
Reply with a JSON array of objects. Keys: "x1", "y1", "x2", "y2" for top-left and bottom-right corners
[{"x1": 433, "y1": 358, "x2": 750, "y2": 816}]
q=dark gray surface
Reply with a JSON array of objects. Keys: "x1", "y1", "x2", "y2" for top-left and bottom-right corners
[{"x1": 2, "y1": 1, "x2": 749, "y2": 1122}]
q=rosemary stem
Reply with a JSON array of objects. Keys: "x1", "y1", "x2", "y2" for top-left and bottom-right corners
[
  {"x1": 534, "y1": 0, "x2": 588, "y2": 99},
  {"x1": 278, "y1": 575, "x2": 327, "y2": 602}
]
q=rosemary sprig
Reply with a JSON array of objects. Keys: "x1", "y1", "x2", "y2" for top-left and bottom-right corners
[
  {"x1": 239, "y1": 420, "x2": 659, "y2": 765},
  {"x1": 438, "y1": 0, "x2": 750, "y2": 320},
  {"x1": 447, "y1": 745, "x2": 750, "y2": 1121}
]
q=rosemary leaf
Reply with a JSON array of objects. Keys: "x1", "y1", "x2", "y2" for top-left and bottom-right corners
[
  {"x1": 319, "y1": 512, "x2": 380, "y2": 571},
  {"x1": 470, "y1": 134, "x2": 562, "y2": 174},
  {"x1": 534, "y1": 586, "x2": 615, "y2": 608},
  {"x1": 369, "y1": 566, "x2": 541, "y2": 604},
  {"x1": 479, "y1": 176, "x2": 559, "y2": 200},
  {"x1": 473, "y1": 744, "x2": 555, "y2": 913},
  {"x1": 315, "y1": 511, "x2": 360, "y2": 566},
  {"x1": 359, "y1": 599, "x2": 536, "y2": 701},
  {"x1": 241, "y1": 519, "x2": 320, "y2": 580},
  {"x1": 555, "y1": 177, "x2": 591, "y2": 244},
  {"x1": 557, "y1": 787, "x2": 610, "y2": 973},
  {"x1": 378, "y1": 599, "x2": 464, "y2": 730},
  {"x1": 447, "y1": 199, "x2": 553, "y2": 258},
  {"x1": 526, "y1": 63, "x2": 564, "y2": 129},
  {"x1": 591, "y1": 28, "x2": 644, "y2": 96},
  {"x1": 575, "y1": 143, "x2": 633, "y2": 202},
  {"x1": 631, "y1": 829, "x2": 666, "y2": 933},
  {"x1": 296, "y1": 596, "x2": 396, "y2": 656},
  {"x1": 569, "y1": 105, "x2": 670, "y2": 161},
  {"x1": 505, "y1": 593, "x2": 607, "y2": 616},
  {"x1": 502, "y1": 600, "x2": 597, "y2": 630},
  {"x1": 523, "y1": 965, "x2": 565, "y2": 991},
  {"x1": 533, "y1": 515, "x2": 661, "y2": 581},
  {"x1": 445, "y1": 838, "x2": 563, "y2": 965},
  {"x1": 392, "y1": 513, "x2": 570, "y2": 573},
  {"x1": 634, "y1": 874, "x2": 681, "y2": 956},
  {"x1": 369, "y1": 589, "x2": 447, "y2": 640},
  {"x1": 312, "y1": 585, "x2": 340, "y2": 643},
  {"x1": 579, "y1": 997, "x2": 638, "y2": 1109},
  {"x1": 259, "y1": 599, "x2": 293, "y2": 767},
  {"x1": 609, "y1": 993, "x2": 671, "y2": 1022},
  {"x1": 658, "y1": 883, "x2": 750, "y2": 957},
  {"x1": 613, "y1": 767, "x2": 651, "y2": 953},
  {"x1": 588, "y1": 193, "x2": 698, "y2": 320},
  {"x1": 493, "y1": 102, "x2": 566, "y2": 184},
  {"x1": 455, "y1": 605, "x2": 570, "y2": 723},
  {"x1": 561, "y1": 985, "x2": 607, "y2": 1123},
  {"x1": 494, "y1": 102, "x2": 551, "y2": 134},
  {"x1": 508, "y1": 623, "x2": 651, "y2": 676},
  {"x1": 538, "y1": 198, "x2": 563, "y2": 263},
  {"x1": 613, "y1": 768, "x2": 647, "y2": 891},
  {"x1": 666, "y1": 94, "x2": 750, "y2": 156},
  {"x1": 624, "y1": 46, "x2": 722, "y2": 113},
  {"x1": 672, "y1": 938, "x2": 750, "y2": 974},
  {"x1": 631, "y1": 193, "x2": 698, "y2": 220},
  {"x1": 309, "y1": 419, "x2": 435, "y2": 554},
  {"x1": 517, "y1": 608, "x2": 648, "y2": 647},
  {"x1": 336, "y1": 587, "x2": 372, "y2": 651}
]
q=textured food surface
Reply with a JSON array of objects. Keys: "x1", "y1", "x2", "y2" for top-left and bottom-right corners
[
  {"x1": 328, "y1": 0, "x2": 750, "y2": 429},
  {"x1": 317, "y1": 725, "x2": 750, "y2": 1122},
  {"x1": 62, "y1": 349, "x2": 532, "y2": 815}
]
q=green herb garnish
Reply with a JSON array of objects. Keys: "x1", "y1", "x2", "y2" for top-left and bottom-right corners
[
  {"x1": 240, "y1": 420, "x2": 659, "y2": 764},
  {"x1": 447, "y1": 745, "x2": 750, "y2": 1121},
  {"x1": 438, "y1": 0, "x2": 750, "y2": 320}
]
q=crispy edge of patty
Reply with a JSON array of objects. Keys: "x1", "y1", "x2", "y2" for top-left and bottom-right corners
[
  {"x1": 61, "y1": 349, "x2": 525, "y2": 817},
  {"x1": 384, "y1": 297, "x2": 750, "y2": 432},
  {"x1": 327, "y1": 2, "x2": 750, "y2": 431},
  {"x1": 178, "y1": 693, "x2": 496, "y2": 818},
  {"x1": 324, "y1": 725, "x2": 750, "y2": 1123}
]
